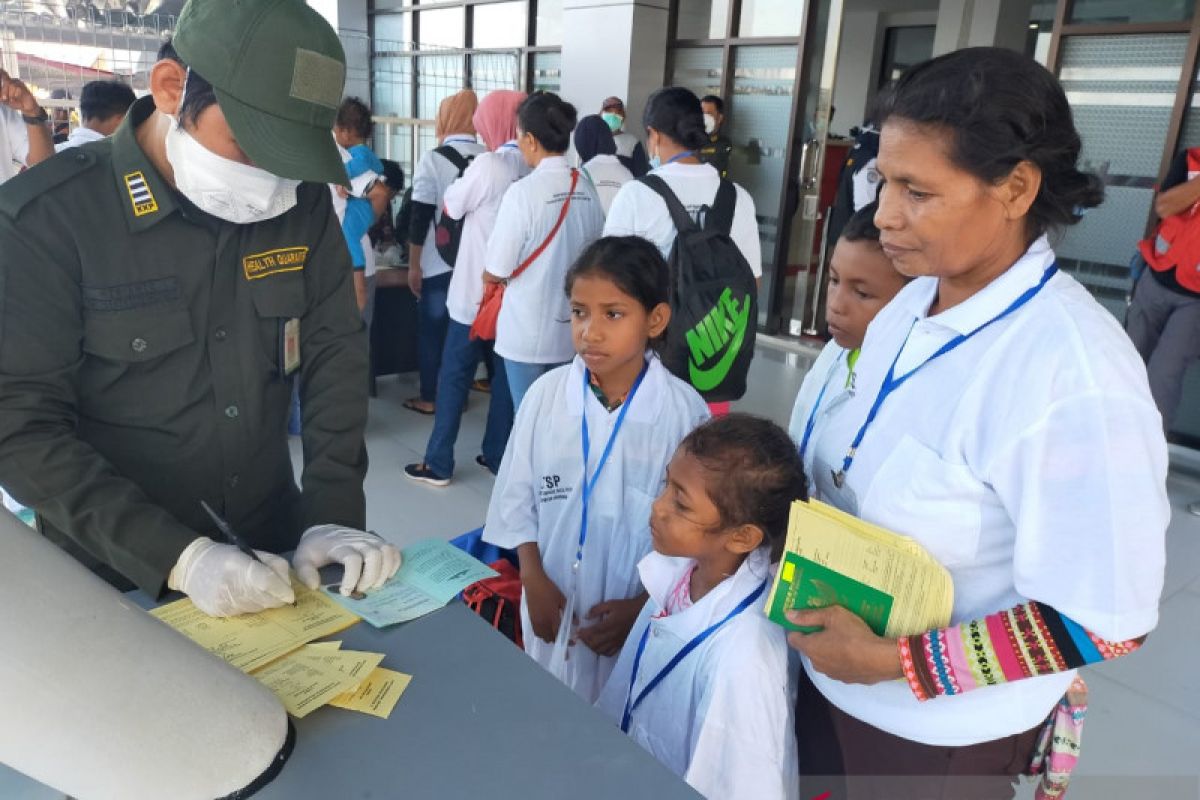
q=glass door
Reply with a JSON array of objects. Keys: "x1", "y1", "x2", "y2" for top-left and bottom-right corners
[{"x1": 776, "y1": 0, "x2": 846, "y2": 337}]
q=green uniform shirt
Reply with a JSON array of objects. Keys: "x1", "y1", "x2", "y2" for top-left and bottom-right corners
[
  {"x1": 0, "y1": 96, "x2": 369, "y2": 596},
  {"x1": 698, "y1": 133, "x2": 734, "y2": 179}
]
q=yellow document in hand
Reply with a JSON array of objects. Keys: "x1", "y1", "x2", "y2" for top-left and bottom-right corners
[
  {"x1": 150, "y1": 580, "x2": 361, "y2": 673},
  {"x1": 329, "y1": 667, "x2": 412, "y2": 719},
  {"x1": 766, "y1": 500, "x2": 954, "y2": 638},
  {"x1": 252, "y1": 646, "x2": 385, "y2": 718}
]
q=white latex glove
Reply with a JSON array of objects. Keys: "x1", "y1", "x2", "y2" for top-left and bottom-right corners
[
  {"x1": 293, "y1": 525, "x2": 402, "y2": 596},
  {"x1": 167, "y1": 536, "x2": 295, "y2": 617}
]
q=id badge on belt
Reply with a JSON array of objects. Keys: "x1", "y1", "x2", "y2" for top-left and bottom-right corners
[{"x1": 280, "y1": 318, "x2": 301, "y2": 376}]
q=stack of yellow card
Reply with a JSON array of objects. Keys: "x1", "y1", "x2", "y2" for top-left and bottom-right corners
[{"x1": 251, "y1": 641, "x2": 411, "y2": 720}]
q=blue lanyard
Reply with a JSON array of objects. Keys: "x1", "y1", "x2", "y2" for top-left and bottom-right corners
[
  {"x1": 579, "y1": 361, "x2": 650, "y2": 564},
  {"x1": 500, "y1": 141, "x2": 519, "y2": 151},
  {"x1": 661, "y1": 150, "x2": 695, "y2": 166},
  {"x1": 831, "y1": 264, "x2": 1058, "y2": 488},
  {"x1": 797, "y1": 349, "x2": 847, "y2": 463},
  {"x1": 620, "y1": 577, "x2": 768, "y2": 733},
  {"x1": 443, "y1": 135, "x2": 476, "y2": 145}
]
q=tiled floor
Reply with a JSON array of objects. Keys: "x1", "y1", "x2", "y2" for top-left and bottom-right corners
[{"x1": 358, "y1": 342, "x2": 1200, "y2": 794}]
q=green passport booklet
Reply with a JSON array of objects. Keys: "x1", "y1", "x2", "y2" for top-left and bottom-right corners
[{"x1": 766, "y1": 551, "x2": 895, "y2": 636}]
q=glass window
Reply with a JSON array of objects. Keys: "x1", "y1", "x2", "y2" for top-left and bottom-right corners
[
  {"x1": 370, "y1": 55, "x2": 415, "y2": 117},
  {"x1": 675, "y1": 0, "x2": 729, "y2": 40},
  {"x1": 417, "y1": 6, "x2": 465, "y2": 49},
  {"x1": 668, "y1": 47, "x2": 724, "y2": 103},
  {"x1": 470, "y1": 52, "x2": 522, "y2": 100},
  {"x1": 473, "y1": 2, "x2": 527, "y2": 49},
  {"x1": 1056, "y1": 33, "x2": 1189, "y2": 317},
  {"x1": 728, "y1": 46, "x2": 797, "y2": 309},
  {"x1": 877, "y1": 26, "x2": 934, "y2": 87},
  {"x1": 532, "y1": 51, "x2": 562, "y2": 94},
  {"x1": 1069, "y1": 0, "x2": 1194, "y2": 24},
  {"x1": 536, "y1": 0, "x2": 563, "y2": 46},
  {"x1": 738, "y1": 0, "x2": 803, "y2": 38},
  {"x1": 373, "y1": 12, "x2": 411, "y2": 46}
]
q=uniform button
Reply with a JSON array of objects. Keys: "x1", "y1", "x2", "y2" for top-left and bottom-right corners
[
  {"x1": 227, "y1": 474, "x2": 240, "y2": 489},
  {"x1": 130, "y1": 337, "x2": 148, "y2": 353},
  {"x1": 214, "y1": 328, "x2": 228, "y2": 342},
  {"x1": 224, "y1": 404, "x2": 240, "y2": 419}
]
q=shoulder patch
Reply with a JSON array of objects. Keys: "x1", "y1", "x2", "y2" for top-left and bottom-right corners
[
  {"x1": 0, "y1": 149, "x2": 99, "y2": 220},
  {"x1": 123, "y1": 170, "x2": 158, "y2": 217}
]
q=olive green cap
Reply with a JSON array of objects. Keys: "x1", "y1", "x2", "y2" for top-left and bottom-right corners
[{"x1": 173, "y1": 0, "x2": 348, "y2": 185}]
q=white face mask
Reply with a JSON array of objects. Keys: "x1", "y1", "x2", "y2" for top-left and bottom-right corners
[
  {"x1": 704, "y1": 113, "x2": 717, "y2": 135},
  {"x1": 163, "y1": 87, "x2": 299, "y2": 225}
]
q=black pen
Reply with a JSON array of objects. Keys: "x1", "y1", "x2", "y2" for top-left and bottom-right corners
[
  {"x1": 199, "y1": 500, "x2": 295, "y2": 606},
  {"x1": 199, "y1": 500, "x2": 266, "y2": 564}
]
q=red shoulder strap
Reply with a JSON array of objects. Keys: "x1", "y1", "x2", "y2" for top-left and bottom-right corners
[{"x1": 510, "y1": 168, "x2": 579, "y2": 282}]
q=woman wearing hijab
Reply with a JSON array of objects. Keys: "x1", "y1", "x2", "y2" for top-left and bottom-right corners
[
  {"x1": 405, "y1": 90, "x2": 529, "y2": 486},
  {"x1": 574, "y1": 114, "x2": 633, "y2": 215},
  {"x1": 786, "y1": 48, "x2": 1167, "y2": 800},
  {"x1": 404, "y1": 89, "x2": 485, "y2": 415}
]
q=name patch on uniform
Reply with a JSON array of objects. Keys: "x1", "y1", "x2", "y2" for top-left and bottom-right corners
[
  {"x1": 82, "y1": 277, "x2": 180, "y2": 311},
  {"x1": 242, "y1": 247, "x2": 309, "y2": 281},
  {"x1": 124, "y1": 171, "x2": 158, "y2": 217}
]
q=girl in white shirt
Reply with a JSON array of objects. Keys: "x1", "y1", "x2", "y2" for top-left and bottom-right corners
[
  {"x1": 484, "y1": 236, "x2": 709, "y2": 702},
  {"x1": 603, "y1": 87, "x2": 762, "y2": 417},
  {"x1": 574, "y1": 114, "x2": 633, "y2": 215},
  {"x1": 597, "y1": 413, "x2": 802, "y2": 800},
  {"x1": 485, "y1": 92, "x2": 606, "y2": 410},
  {"x1": 785, "y1": 47, "x2": 1167, "y2": 800}
]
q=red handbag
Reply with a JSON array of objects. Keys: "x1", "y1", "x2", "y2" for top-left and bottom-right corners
[{"x1": 469, "y1": 169, "x2": 580, "y2": 342}]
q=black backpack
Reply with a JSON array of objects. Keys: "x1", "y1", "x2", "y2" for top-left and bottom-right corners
[
  {"x1": 639, "y1": 175, "x2": 758, "y2": 403},
  {"x1": 432, "y1": 145, "x2": 475, "y2": 267}
]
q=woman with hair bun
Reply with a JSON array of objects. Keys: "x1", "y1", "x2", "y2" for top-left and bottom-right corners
[
  {"x1": 604, "y1": 86, "x2": 762, "y2": 416},
  {"x1": 786, "y1": 47, "x2": 1167, "y2": 800}
]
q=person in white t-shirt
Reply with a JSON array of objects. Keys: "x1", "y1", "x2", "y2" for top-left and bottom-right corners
[
  {"x1": 604, "y1": 86, "x2": 762, "y2": 417},
  {"x1": 55, "y1": 80, "x2": 135, "y2": 153},
  {"x1": 0, "y1": 69, "x2": 53, "y2": 185},
  {"x1": 484, "y1": 92, "x2": 606, "y2": 409},
  {"x1": 404, "y1": 89, "x2": 529, "y2": 487},
  {"x1": 785, "y1": 48, "x2": 1167, "y2": 800},
  {"x1": 403, "y1": 89, "x2": 486, "y2": 415},
  {"x1": 574, "y1": 114, "x2": 633, "y2": 215}
]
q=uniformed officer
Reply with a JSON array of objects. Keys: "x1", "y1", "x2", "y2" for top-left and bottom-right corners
[
  {"x1": 0, "y1": 0, "x2": 400, "y2": 617},
  {"x1": 698, "y1": 95, "x2": 734, "y2": 179}
]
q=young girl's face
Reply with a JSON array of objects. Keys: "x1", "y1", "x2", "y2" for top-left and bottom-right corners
[
  {"x1": 569, "y1": 273, "x2": 669, "y2": 382},
  {"x1": 824, "y1": 238, "x2": 908, "y2": 351},
  {"x1": 333, "y1": 125, "x2": 359, "y2": 149},
  {"x1": 649, "y1": 450, "x2": 740, "y2": 561}
]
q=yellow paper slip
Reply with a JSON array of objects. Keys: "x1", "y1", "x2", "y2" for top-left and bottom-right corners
[
  {"x1": 330, "y1": 667, "x2": 412, "y2": 719},
  {"x1": 770, "y1": 500, "x2": 955, "y2": 638},
  {"x1": 252, "y1": 646, "x2": 385, "y2": 719},
  {"x1": 150, "y1": 580, "x2": 361, "y2": 673}
]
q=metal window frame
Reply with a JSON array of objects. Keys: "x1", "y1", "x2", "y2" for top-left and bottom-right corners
[{"x1": 1048, "y1": 0, "x2": 1200, "y2": 238}]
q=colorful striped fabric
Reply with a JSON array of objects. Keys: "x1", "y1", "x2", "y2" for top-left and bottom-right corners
[{"x1": 898, "y1": 601, "x2": 1145, "y2": 701}]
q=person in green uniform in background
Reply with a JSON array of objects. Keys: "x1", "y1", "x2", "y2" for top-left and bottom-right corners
[
  {"x1": 698, "y1": 95, "x2": 734, "y2": 179},
  {"x1": 0, "y1": 0, "x2": 400, "y2": 617}
]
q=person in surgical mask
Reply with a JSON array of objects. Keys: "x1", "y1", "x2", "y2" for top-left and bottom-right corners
[
  {"x1": 698, "y1": 95, "x2": 734, "y2": 179},
  {"x1": 0, "y1": 0, "x2": 400, "y2": 618},
  {"x1": 600, "y1": 96, "x2": 650, "y2": 177}
]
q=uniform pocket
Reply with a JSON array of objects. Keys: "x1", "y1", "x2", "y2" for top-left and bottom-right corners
[
  {"x1": 82, "y1": 308, "x2": 194, "y2": 362},
  {"x1": 80, "y1": 309, "x2": 197, "y2": 421},
  {"x1": 859, "y1": 433, "x2": 986, "y2": 569},
  {"x1": 247, "y1": 273, "x2": 307, "y2": 374}
]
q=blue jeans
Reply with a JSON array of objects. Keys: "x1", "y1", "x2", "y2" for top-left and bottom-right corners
[
  {"x1": 504, "y1": 359, "x2": 561, "y2": 411},
  {"x1": 417, "y1": 271, "x2": 452, "y2": 403},
  {"x1": 424, "y1": 321, "x2": 515, "y2": 477}
]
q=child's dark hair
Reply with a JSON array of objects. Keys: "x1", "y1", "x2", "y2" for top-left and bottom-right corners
[
  {"x1": 874, "y1": 47, "x2": 1103, "y2": 240},
  {"x1": 643, "y1": 87, "x2": 709, "y2": 151},
  {"x1": 679, "y1": 414, "x2": 808, "y2": 559},
  {"x1": 840, "y1": 200, "x2": 882, "y2": 245},
  {"x1": 336, "y1": 96, "x2": 374, "y2": 140},
  {"x1": 564, "y1": 235, "x2": 670, "y2": 313},
  {"x1": 518, "y1": 91, "x2": 577, "y2": 153},
  {"x1": 80, "y1": 80, "x2": 136, "y2": 123}
]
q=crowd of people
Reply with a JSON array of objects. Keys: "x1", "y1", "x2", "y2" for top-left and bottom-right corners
[{"x1": 0, "y1": 1, "x2": 1177, "y2": 798}]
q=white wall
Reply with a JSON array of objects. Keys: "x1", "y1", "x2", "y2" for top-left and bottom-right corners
[
  {"x1": 830, "y1": 10, "x2": 884, "y2": 136},
  {"x1": 560, "y1": 0, "x2": 670, "y2": 135}
]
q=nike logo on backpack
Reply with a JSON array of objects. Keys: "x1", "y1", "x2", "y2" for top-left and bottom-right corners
[{"x1": 685, "y1": 287, "x2": 752, "y2": 392}]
